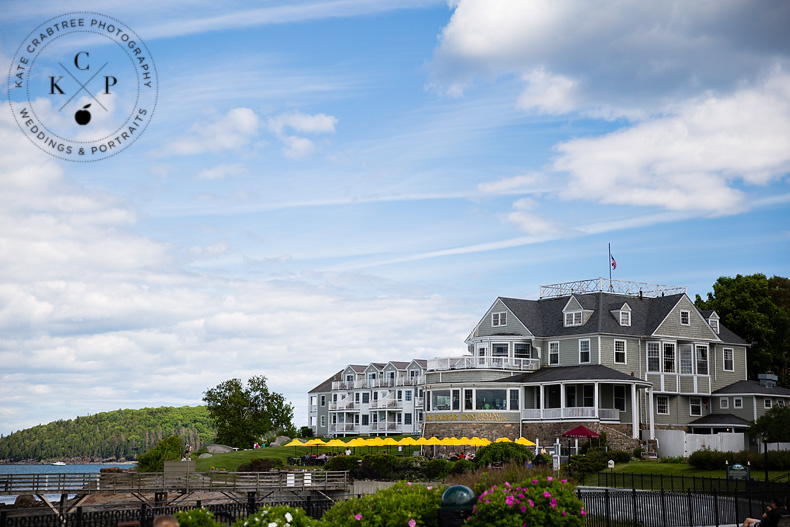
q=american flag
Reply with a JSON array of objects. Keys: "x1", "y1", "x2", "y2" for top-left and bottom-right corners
[{"x1": 611, "y1": 255, "x2": 617, "y2": 270}]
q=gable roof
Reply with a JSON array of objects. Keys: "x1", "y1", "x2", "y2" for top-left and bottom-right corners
[
  {"x1": 496, "y1": 292, "x2": 746, "y2": 343},
  {"x1": 309, "y1": 371, "x2": 342, "y2": 393},
  {"x1": 688, "y1": 413, "x2": 751, "y2": 427}
]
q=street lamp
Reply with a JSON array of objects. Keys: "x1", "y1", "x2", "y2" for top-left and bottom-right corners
[{"x1": 761, "y1": 431, "x2": 769, "y2": 482}]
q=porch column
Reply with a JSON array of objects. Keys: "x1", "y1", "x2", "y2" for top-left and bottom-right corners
[
  {"x1": 631, "y1": 384, "x2": 638, "y2": 438},
  {"x1": 540, "y1": 384, "x2": 545, "y2": 419},
  {"x1": 594, "y1": 382, "x2": 599, "y2": 419},
  {"x1": 560, "y1": 383, "x2": 565, "y2": 419},
  {"x1": 648, "y1": 387, "x2": 655, "y2": 440}
]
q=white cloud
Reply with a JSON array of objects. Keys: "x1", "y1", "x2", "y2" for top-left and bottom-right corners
[
  {"x1": 477, "y1": 173, "x2": 547, "y2": 195},
  {"x1": 431, "y1": 0, "x2": 790, "y2": 117},
  {"x1": 267, "y1": 110, "x2": 339, "y2": 159},
  {"x1": 503, "y1": 198, "x2": 564, "y2": 237},
  {"x1": 159, "y1": 108, "x2": 261, "y2": 156},
  {"x1": 553, "y1": 72, "x2": 790, "y2": 214},
  {"x1": 197, "y1": 163, "x2": 249, "y2": 180}
]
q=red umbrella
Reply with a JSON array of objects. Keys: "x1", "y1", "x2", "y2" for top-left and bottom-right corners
[{"x1": 561, "y1": 425, "x2": 600, "y2": 438}]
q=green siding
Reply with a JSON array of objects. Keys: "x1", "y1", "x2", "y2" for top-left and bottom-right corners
[
  {"x1": 653, "y1": 296, "x2": 720, "y2": 341},
  {"x1": 476, "y1": 299, "x2": 532, "y2": 338}
]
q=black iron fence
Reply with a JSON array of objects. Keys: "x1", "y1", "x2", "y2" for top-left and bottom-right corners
[
  {"x1": 596, "y1": 470, "x2": 790, "y2": 495},
  {"x1": 0, "y1": 495, "x2": 336, "y2": 527}
]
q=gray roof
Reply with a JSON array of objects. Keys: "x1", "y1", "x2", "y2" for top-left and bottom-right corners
[
  {"x1": 491, "y1": 365, "x2": 651, "y2": 386},
  {"x1": 688, "y1": 413, "x2": 751, "y2": 427},
  {"x1": 499, "y1": 292, "x2": 747, "y2": 345},
  {"x1": 713, "y1": 380, "x2": 790, "y2": 396},
  {"x1": 308, "y1": 371, "x2": 342, "y2": 393}
]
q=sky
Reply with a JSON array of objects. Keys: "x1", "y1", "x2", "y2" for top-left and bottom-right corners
[{"x1": 1, "y1": 0, "x2": 789, "y2": 438}]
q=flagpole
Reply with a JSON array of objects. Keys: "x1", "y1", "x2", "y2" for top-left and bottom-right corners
[{"x1": 608, "y1": 243, "x2": 612, "y2": 281}]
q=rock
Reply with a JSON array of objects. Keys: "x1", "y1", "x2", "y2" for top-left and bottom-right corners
[
  {"x1": 15, "y1": 495, "x2": 39, "y2": 508},
  {"x1": 270, "y1": 436, "x2": 291, "y2": 447},
  {"x1": 198, "y1": 453, "x2": 213, "y2": 459},
  {"x1": 206, "y1": 444, "x2": 234, "y2": 454}
]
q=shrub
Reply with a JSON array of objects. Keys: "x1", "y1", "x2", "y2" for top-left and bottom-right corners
[
  {"x1": 465, "y1": 475, "x2": 586, "y2": 527},
  {"x1": 608, "y1": 450, "x2": 631, "y2": 464},
  {"x1": 299, "y1": 426, "x2": 314, "y2": 438},
  {"x1": 450, "y1": 459, "x2": 475, "y2": 475},
  {"x1": 633, "y1": 447, "x2": 644, "y2": 459},
  {"x1": 318, "y1": 481, "x2": 444, "y2": 527},
  {"x1": 137, "y1": 436, "x2": 183, "y2": 472},
  {"x1": 425, "y1": 459, "x2": 451, "y2": 480},
  {"x1": 325, "y1": 455, "x2": 362, "y2": 479},
  {"x1": 175, "y1": 508, "x2": 221, "y2": 527},
  {"x1": 360, "y1": 453, "x2": 399, "y2": 480},
  {"x1": 475, "y1": 442, "x2": 533, "y2": 467},
  {"x1": 238, "y1": 457, "x2": 285, "y2": 472},
  {"x1": 236, "y1": 505, "x2": 317, "y2": 527}
]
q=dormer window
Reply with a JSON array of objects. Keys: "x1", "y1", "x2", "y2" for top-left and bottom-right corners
[
  {"x1": 565, "y1": 311, "x2": 583, "y2": 327},
  {"x1": 492, "y1": 312, "x2": 507, "y2": 327},
  {"x1": 680, "y1": 310, "x2": 690, "y2": 325},
  {"x1": 620, "y1": 311, "x2": 630, "y2": 326},
  {"x1": 709, "y1": 316, "x2": 719, "y2": 333}
]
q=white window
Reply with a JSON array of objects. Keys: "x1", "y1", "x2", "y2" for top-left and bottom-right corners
[
  {"x1": 765, "y1": 399, "x2": 773, "y2": 409},
  {"x1": 647, "y1": 342, "x2": 660, "y2": 372},
  {"x1": 680, "y1": 310, "x2": 690, "y2": 325},
  {"x1": 779, "y1": 400, "x2": 785, "y2": 407},
  {"x1": 734, "y1": 397, "x2": 743, "y2": 409},
  {"x1": 362, "y1": 392, "x2": 370, "y2": 404},
  {"x1": 514, "y1": 342, "x2": 531, "y2": 359},
  {"x1": 320, "y1": 415, "x2": 326, "y2": 427},
  {"x1": 620, "y1": 311, "x2": 630, "y2": 326},
  {"x1": 614, "y1": 386, "x2": 626, "y2": 411},
  {"x1": 689, "y1": 397, "x2": 702, "y2": 416},
  {"x1": 696, "y1": 345, "x2": 708, "y2": 375},
  {"x1": 320, "y1": 395, "x2": 326, "y2": 407},
  {"x1": 723, "y1": 348, "x2": 734, "y2": 372},
  {"x1": 680, "y1": 344, "x2": 693, "y2": 374},
  {"x1": 492, "y1": 312, "x2": 507, "y2": 327},
  {"x1": 709, "y1": 319, "x2": 719, "y2": 333},
  {"x1": 565, "y1": 311, "x2": 583, "y2": 327},
  {"x1": 397, "y1": 390, "x2": 403, "y2": 401},
  {"x1": 656, "y1": 396, "x2": 669, "y2": 415},
  {"x1": 549, "y1": 341, "x2": 560, "y2": 365},
  {"x1": 614, "y1": 340, "x2": 626, "y2": 364},
  {"x1": 663, "y1": 343, "x2": 676, "y2": 373},
  {"x1": 579, "y1": 339, "x2": 591, "y2": 364},
  {"x1": 362, "y1": 414, "x2": 369, "y2": 426},
  {"x1": 405, "y1": 390, "x2": 412, "y2": 402},
  {"x1": 404, "y1": 413, "x2": 412, "y2": 425},
  {"x1": 720, "y1": 398, "x2": 729, "y2": 409}
]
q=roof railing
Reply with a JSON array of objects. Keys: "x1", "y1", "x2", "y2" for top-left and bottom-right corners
[{"x1": 539, "y1": 278, "x2": 686, "y2": 299}]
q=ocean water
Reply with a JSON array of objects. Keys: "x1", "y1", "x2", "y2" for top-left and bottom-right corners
[{"x1": 0, "y1": 463, "x2": 136, "y2": 505}]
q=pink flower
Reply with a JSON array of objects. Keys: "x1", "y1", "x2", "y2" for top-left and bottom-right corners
[
  {"x1": 581, "y1": 510, "x2": 587, "y2": 516},
  {"x1": 407, "y1": 482, "x2": 412, "y2": 485},
  {"x1": 505, "y1": 481, "x2": 511, "y2": 486},
  {"x1": 547, "y1": 476, "x2": 553, "y2": 481},
  {"x1": 427, "y1": 486, "x2": 432, "y2": 490},
  {"x1": 506, "y1": 496, "x2": 515, "y2": 507},
  {"x1": 528, "y1": 499, "x2": 535, "y2": 508},
  {"x1": 531, "y1": 479, "x2": 538, "y2": 485},
  {"x1": 543, "y1": 491, "x2": 551, "y2": 498},
  {"x1": 518, "y1": 493, "x2": 525, "y2": 499},
  {"x1": 355, "y1": 514, "x2": 362, "y2": 521},
  {"x1": 521, "y1": 505, "x2": 526, "y2": 513},
  {"x1": 485, "y1": 500, "x2": 490, "y2": 504},
  {"x1": 561, "y1": 479, "x2": 567, "y2": 484},
  {"x1": 562, "y1": 511, "x2": 567, "y2": 517},
  {"x1": 408, "y1": 520, "x2": 416, "y2": 527}
]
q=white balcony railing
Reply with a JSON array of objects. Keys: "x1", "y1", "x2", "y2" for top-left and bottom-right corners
[
  {"x1": 521, "y1": 407, "x2": 621, "y2": 422},
  {"x1": 427, "y1": 356, "x2": 540, "y2": 372}
]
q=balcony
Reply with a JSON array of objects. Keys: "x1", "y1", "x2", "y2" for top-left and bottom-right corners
[
  {"x1": 309, "y1": 405, "x2": 317, "y2": 414},
  {"x1": 521, "y1": 407, "x2": 621, "y2": 422},
  {"x1": 427, "y1": 356, "x2": 539, "y2": 372}
]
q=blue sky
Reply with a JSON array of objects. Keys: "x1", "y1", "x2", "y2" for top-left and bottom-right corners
[{"x1": 1, "y1": 0, "x2": 789, "y2": 438}]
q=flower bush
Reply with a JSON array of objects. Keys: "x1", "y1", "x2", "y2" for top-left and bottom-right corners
[
  {"x1": 474, "y1": 442, "x2": 532, "y2": 467},
  {"x1": 318, "y1": 481, "x2": 444, "y2": 527},
  {"x1": 234, "y1": 505, "x2": 317, "y2": 527},
  {"x1": 175, "y1": 508, "x2": 222, "y2": 527},
  {"x1": 464, "y1": 475, "x2": 586, "y2": 527}
]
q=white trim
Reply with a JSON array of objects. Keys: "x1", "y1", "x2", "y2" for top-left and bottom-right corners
[
  {"x1": 765, "y1": 398, "x2": 773, "y2": 409},
  {"x1": 723, "y1": 348, "x2": 734, "y2": 372},
  {"x1": 614, "y1": 339, "x2": 627, "y2": 365},
  {"x1": 734, "y1": 397, "x2": 743, "y2": 409},
  {"x1": 680, "y1": 310, "x2": 690, "y2": 326},
  {"x1": 720, "y1": 398, "x2": 729, "y2": 409},
  {"x1": 548, "y1": 341, "x2": 560, "y2": 366},
  {"x1": 650, "y1": 294, "x2": 722, "y2": 342},
  {"x1": 579, "y1": 339, "x2": 591, "y2": 364},
  {"x1": 491, "y1": 311, "x2": 507, "y2": 327},
  {"x1": 656, "y1": 395, "x2": 669, "y2": 415},
  {"x1": 689, "y1": 396, "x2": 702, "y2": 416}
]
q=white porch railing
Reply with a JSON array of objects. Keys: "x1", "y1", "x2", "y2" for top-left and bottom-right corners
[
  {"x1": 521, "y1": 407, "x2": 621, "y2": 422},
  {"x1": 427, "y1": 356, "x2": 539, "y2": 372}
]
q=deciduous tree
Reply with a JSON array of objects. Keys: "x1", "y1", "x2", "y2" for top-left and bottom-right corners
[{"x1": 202, "y1": 376, "x2": 294, "y2": 449}]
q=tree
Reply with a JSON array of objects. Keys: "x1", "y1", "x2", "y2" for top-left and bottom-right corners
[
  {"x1": 136, "y1": 435, "x2": 183, "y2": 472},
  {"x1": 695, "y1": 274, "x2": 790, "y2": 385},
  {"x1": 749, "y1": 405, "x2": 790, "y2": 442},
  {"x1": 202, "y1": 376, "x2": 294, "y2": 449}
]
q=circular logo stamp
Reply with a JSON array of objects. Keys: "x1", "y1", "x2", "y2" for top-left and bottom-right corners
[{"x1": 7, "y1": 12, "x2": 158, "y2": 162}]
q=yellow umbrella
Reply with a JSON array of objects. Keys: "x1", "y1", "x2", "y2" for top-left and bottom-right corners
[
  {"x1": 382, "y1": 437, "x2": 399, "y2": 446},
  {"x1": 326, "y1": 439, "x2": 347, "y2": 447},
  {"x1": 285, "y1": 439, "x2": 305, "y2": 447},
  {"x1": 476, "y1": 438, "x2": 491, "y2": 446},
  {"x1": 415, "y1": 437, "x2": 429, "y2": 445},
  {"x1": 425, "y1": 437, "x2": 442, "y2": 445},
  {"x1": 441, "y1": 437, "x2": 462, "y2": 446},
  {"x1": 458, "y1": 437, "x2": 471, "y2": 445},
  {"x1": 365, "y1": 437, "x2": 386, "y2": 446},
  {"x1": 346, "y1": 438, "x2": 366, "y2": 447},
  {"x1": 399, "y1": 437, "x2": 419, "y2": 446},
  {"x1": 495, "y1": 437, "x2": 513, "y2": 442},
  {"x1": 516, "y1": 437, "x2": 536, "y2": 446},
  {"x1": 306, "y1": 438, "x2": 327, "y2": 446}
]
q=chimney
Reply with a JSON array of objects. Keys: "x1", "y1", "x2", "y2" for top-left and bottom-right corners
[{"x1": 758, "y1": 373, "x2": 778, "y2": 388}]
